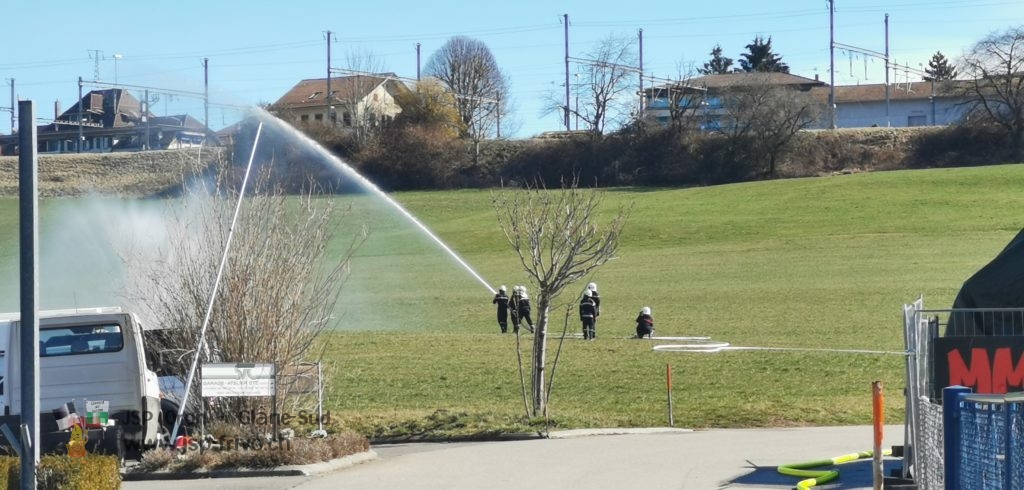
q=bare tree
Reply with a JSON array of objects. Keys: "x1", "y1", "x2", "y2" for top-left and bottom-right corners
[
  {"x1": 573, "y1": 35, "x2": 640, "y2": 134},
  {"x1": 123, "y1": 154, "x2": 366, "y2": 423},
  {"x1": 328, "y1": 49, "x2": 411, "y2": 150},
  {"x1": 425, "y1": 36, "x2": 510, "y2": 145},
  {"x1": 492, "y1": 181, "x2": 630, "y2": 417},
  {"x1": 959, "y1": 26, "x2": 1024, "y2": 154},
  {"x1": 715, "y1": 75, "x2": 820, "y2": 177}
]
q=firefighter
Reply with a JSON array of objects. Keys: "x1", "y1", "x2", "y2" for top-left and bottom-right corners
[
  {"x1": 635, "y1": 306, "x2": 655, "y2": 338},
  {"x1": 580, "y1": 289, "x2": 598, "y2": 340},
  {"x1": 492, "y1": 285, "x2": 510, "y2": 333}
]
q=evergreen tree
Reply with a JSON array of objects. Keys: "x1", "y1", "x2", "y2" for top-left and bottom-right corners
[
  {"x1": 699, "y1": 44, "x2": 734, "y2": 75},
  {"x1": 924, "y1": 51, "x2": 957, "y2": 81},
  {"x1": 738, "y1": 36, "x2": 790, "y2": 73}
]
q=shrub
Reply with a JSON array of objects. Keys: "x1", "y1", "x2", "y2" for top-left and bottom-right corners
[{"x1": 1, "y1": 455, "x2": 121, "y2": 490}]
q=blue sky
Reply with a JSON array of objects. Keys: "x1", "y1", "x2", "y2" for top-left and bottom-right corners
[{"x1": 3, "y1": 0, "x2": 1022, "y2": 137}]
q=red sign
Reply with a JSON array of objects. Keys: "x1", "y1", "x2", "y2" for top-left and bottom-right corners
[{"x1": 933, "y1": 336, "x2": 1024, "y2": 399}]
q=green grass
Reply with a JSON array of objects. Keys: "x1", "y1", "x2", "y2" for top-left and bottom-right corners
[{"x1": 2, "y1": 164, "x2": 1023, "y2": 436}]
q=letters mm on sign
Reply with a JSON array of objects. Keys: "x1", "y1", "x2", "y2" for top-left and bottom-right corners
[
  {"x1": 933, "y1": 336, "x2": 1024, "y2": 400},
  {"x1": 201, "y1": 362, "x2": 276, "y2": 397}
]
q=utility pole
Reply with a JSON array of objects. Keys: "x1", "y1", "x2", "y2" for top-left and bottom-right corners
[
  {"x1": 563, "y1": 13, "x2": 570, "y2": 131},
  {"x1": 1, "y1": 79, "x2": 13, "y2": 134},
  {"x1": 88, "y1": 49, "x2": 104, "y2": 81},
  {"x1": 638, "y1": 28, "x2": 644, "y2": 120},
  {"x1": 77, "y1": 77, "x2": 83, "y2": 153},
  {"x1": 416, "y1": 42, "x2": 421, "y2": 81},
  {"x1": 884, "y1": 13, "x2": 890, "y2": 127},
  {"x1": 203, "y1": 58, "x2": 209, "y2": 137},
  {"x1": 832, "y1": 8, "x2": 892, "y2": 129},
  {"x1": 113, "y1": 54, "x2": 122, "y2": 85},
  {"x1": 828, "y1": 0, "x2": 836, "y2": 129},
  {"x1": 325, "y1": 30, "x2": 334, "y2": 126}
]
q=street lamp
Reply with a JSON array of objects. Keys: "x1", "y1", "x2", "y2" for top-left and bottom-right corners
[{"x1": 113, "y1": 54, "x2": 123, "y2": 85}]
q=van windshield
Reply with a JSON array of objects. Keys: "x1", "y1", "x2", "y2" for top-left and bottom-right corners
[{"x1": 39, "y1": 324, "x2": 124, "y2": 357}]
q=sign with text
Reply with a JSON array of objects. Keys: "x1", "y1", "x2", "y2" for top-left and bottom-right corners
[
  {"x1": 202, "y1": 363, "x2": 276, "y2": 397},
  {"x1": 933, "y1": 336, "x2": 1024, "y2": 400}
]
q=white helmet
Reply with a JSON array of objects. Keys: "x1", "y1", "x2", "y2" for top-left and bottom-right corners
[
  {"x1": 583, "y1": 289, "x2": 592, "y2": 297},
  {"x1": 519, "y1": 287, "x2": 528, "y2": 299},
  {"x1": 587, "y1": 282, "x2": 597, "y2": 291},
  {"x1": 499, "y1": 285, "x2": 507, "y2": 292},
  {"x1": 641, "y1": 306, "x2": 651, "y2": 315}
]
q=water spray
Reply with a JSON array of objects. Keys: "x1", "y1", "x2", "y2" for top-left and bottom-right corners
[{"x1": 254, "y1": 110, "x2": 496, "y2": 295}]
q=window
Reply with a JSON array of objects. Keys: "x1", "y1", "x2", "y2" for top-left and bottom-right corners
[
  {"x1": 300, "y1": 114, "x2": 309, "y2": 122},
  {"x1": 307, "y1": 91, "x2": 322, "y2": 100},
  {"x1": 907, "y1": 114, "x2": 927, "y2": 127},
  {"x1": 343, "y1": 112, "x2": 352, "y2": 126},
  {"x1": 314, "y1": 113, "x2": 323, "y2": 121},
  {"x1": 40, "y1": 324, "x2": 124, "y2": 357}
]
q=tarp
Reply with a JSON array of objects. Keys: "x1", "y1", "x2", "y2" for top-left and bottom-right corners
[{"x1": 946, "y1": 228, "x2": 1024, "y2": 336}]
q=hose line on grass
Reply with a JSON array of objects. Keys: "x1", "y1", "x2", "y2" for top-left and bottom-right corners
[{"x1": 777, "y1": 449, "x2": 891, "y2": 489}]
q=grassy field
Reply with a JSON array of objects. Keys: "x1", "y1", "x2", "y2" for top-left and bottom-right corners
[{"x1": 1, "y1": 164, "x2": 1023, "y2": 437}]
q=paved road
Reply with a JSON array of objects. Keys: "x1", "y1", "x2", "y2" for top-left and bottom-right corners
[{"x1": 122, "y1": 425, "x2": 906, "y2": 489}]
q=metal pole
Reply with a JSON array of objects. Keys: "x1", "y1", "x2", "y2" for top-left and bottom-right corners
[
  {"x1": 170, "y1": 122, "x2": 264, "y2": 444},
  {"x1": 564, "y1": 13, "x2": 571, "y2": 131},
  {"x1": 144, "y1": 89, "x2": 149, "y2": 150},
  {"x1": 77, "y1": 77, "x2": 83, "y2": 152},
  {"x1": 931, "y1": 78, "x2": 936, "y2": 125},
  {"x1": 884, "y1": 14, "x2": 890, "y2": 127},
  {"x1": 666, "y1": 363, "x2": 674, "y2": 427},
  {"x1": 317, "y1": 362, "x2": 324, "y2": 432},
  {"x1": 203, "y1": 58, "x2": 209, "y2": 137},
  {"x1": 638, "y1": 28, "x2": 644, "y2": 120},
  {"x1": 8, "y1": 79, "x2": 14, "y2": 134},
  {"x1": 828, "y1": 0, "x2": 836, "y2": 129},
  {"x1": 326, "y1": 31, "x2": 333, "y2": 126},
  {"x1": 872, "y1": 380, "x2": 884, "y2": 490},
  {"x1": 18, "y1": 100, "x2": 40, "y2": 490},
  {"x1": 416, "y1": 43, "x2": 421, "y2": 81}
]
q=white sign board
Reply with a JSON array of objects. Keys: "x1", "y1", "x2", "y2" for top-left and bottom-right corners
[{"x1": 202, "y1": 363, "x2": 276, "y2": 397}]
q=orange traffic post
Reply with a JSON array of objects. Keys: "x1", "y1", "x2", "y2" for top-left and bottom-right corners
[{"x1": 872, "y1": 380, "x2": 884, "y2": 490}]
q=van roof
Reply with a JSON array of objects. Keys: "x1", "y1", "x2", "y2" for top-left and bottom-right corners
[{"x1": 0, "y1": 306, "x2": 123, "y2": 322}]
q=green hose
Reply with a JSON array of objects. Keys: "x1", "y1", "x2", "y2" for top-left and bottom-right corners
[{"x1": 777, "y1": 449, "x2": 890, "y2": 489}]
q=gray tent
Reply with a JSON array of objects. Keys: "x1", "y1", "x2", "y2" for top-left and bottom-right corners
[{"x1": 945, "y1": 228, "x2": 1024, "y2": 336}]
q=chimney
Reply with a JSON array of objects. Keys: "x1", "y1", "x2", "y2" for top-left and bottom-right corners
[
  {"x1": 54, "y1": 99, "x2": 61, "y2": 120},
  {"x1": 815, "y1": 74, "x2": 820, "y2": 82}
]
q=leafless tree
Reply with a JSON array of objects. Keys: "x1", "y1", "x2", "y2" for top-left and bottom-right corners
[
  {"x1": 574, "y1": 35, "x2": 640, "y2": 134},
  {"x1": 959, "y1": 26, "x2": 1024, "y2": 154},
  {"x1": 425, "y1": 36, "x2": 510, "y2": 145},
  {"x1": 492, "y1": 181, "x2": 630, "y2": 417},
  {"x1": 333, "y1": 49, "x2": 405, "y2": 147},
  {"x1": 122, "y1": 154, "x2": 366, "y2": 424},
  {"x1": 715, "y1": 75, "x2": 820, "y2": 177}
]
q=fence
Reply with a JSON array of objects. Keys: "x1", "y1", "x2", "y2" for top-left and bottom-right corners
[
  {"x1": 943, "y1": 388, "x2": 1024, "y2": 489},
  {"x1": 903, "y1": 299, "x2": 1024, "y2": 490}
]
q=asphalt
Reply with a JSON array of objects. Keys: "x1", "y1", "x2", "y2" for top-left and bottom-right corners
[{"x1": 122, "y1": 425, "x2": 908, "y2": 489}]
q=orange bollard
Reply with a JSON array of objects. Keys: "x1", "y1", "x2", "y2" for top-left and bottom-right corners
[{"x1": 872, "y1": 380, "x2": 884, "y2": 490}]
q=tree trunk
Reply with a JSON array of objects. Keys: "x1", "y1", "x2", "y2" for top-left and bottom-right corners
[{"x1": 531, "y1": 299, "x2": 550, "y2": 416}]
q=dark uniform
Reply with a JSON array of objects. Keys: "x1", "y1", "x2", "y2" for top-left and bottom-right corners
[
  {"x1": 518, "y1": 289, "x2": 534, "y2": 333},
  {"x1": 580, "y1": 293, "x2": 597, "y2": 340},
  {"x1": 509, "y1": 287, "x2": 521, "y2": 333},
  {"x1": 493, "y1": 289, "x2": 510, "y2": 333},
  {"x1": 636, "y1": 311, "x2": 654, "y2": 338}
]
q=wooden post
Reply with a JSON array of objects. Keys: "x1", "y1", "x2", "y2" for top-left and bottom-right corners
[
  {"x1": 667, "y1": 363, "x2": 674, "y2": 427},
  {"x1": 872, "y1": 380, "x2": 884, "y2": 490}
]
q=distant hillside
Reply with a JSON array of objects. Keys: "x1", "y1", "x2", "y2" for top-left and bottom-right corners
[{"x1": 0, "y1": 148, "x2": 223, "y2": 198}]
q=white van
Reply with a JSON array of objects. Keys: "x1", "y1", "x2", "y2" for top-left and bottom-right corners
[{"x1": 0, "y1": 307, "x2": 163, "y2": 455}]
